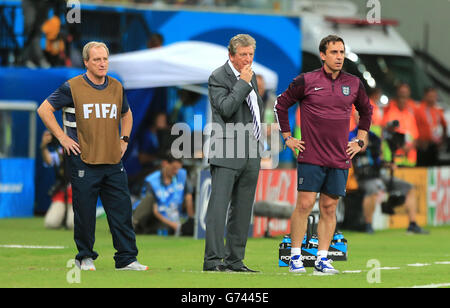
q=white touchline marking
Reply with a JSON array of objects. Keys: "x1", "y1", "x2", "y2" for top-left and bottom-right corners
[
  {"x1": 407, "y1": 263, "x2": 431, "y2": 267},
  {"x1": 0, "y1": 245, "x2": 65, "y2": 249},
  {"x1": 435, "y1": 261, "x2": 450, "y2": 265},
  {"x1": 410, "y1": 283, "x2": 450, "y2": 288},
  {"x1": 378, "y1": 267, "x2": 400, "y2": 270},
  {"x1": 342, "y1": 270, "x2": 362, "y2": 273}
]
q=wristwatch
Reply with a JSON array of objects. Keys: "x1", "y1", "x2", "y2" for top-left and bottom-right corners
[
  {"x1": 354, "y1": 139, "x2": 364, "y2": 148},
  {"x1": 120, "y1": 136, "x2": 129, "y2": 143},
  {"x1": 283, "y1": 135, "x2": 293, "y2": 150}
]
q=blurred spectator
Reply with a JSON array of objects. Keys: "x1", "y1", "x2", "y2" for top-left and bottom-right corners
[
  {"x1": 349, "y1": 105, "x2": 358, "y2": 132},
  {"x1": 382, "y1": 83, "x2": 419, "y2": 167},
  {"x1": 350, "y1": 87, "x2": 384, "y2": 135},
  {"x1": 350, "y1": 127, "x2": 428, "y2": 234},
  {"x1": 170, "y1": 89, "x2": 201, "y2": 126},
  {"x1": 42, "y1": 15, "x2": 66, "y2": 66},
  {"x1": 383, "y1": 83, "x2": 417, "y2": 115},
  {"x1": 40, "y1": 130, "x2": 74, "y2": 229},
  {"x1": 132, "y1": 153, "x2": 194, "y2": 236},
  {"x1": 345, "y1": 87, "x2": 385, "y2": 219},
  {"x1": 256, "y1": 74, "x2": 276, "y2": 125},
  {"x1": 414, "y1": 87, "x2": 448, "y2": 166},
  {"x1": 127, "y1": 111, "x2": 173, "y2": 197},
  {"x1": 257, "y1": 74, "x2": 280, "y2": 168},
  {"x1": 42, "y1": 0, "x2": 68, "y2": 67},
  {"x1": 147, "y1": 33, "x2": 164, "y2": 48},
  {"x1": 21, "y1": 0, "x2": 51, "y2": 68},
  {"x1": 65, "y1": 24, "x2": 83, "y2": 68},
  {"x1": 138, "y1": 112, "x2": 170, "y2": 169},
  {"x1": 367, "y1": 87, "x2": 384, "y2": 135}
]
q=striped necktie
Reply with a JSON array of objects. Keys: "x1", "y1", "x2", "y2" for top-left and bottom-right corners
[
  {"x1": 237, "y1": 74, "x2": 260, "y2": 141},
  {"x1": 246, "y1": 95, "x2": 261, "y2": 141}
]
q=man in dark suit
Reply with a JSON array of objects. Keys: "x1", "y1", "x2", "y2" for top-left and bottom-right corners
[{"x1": 203, "y1": 34, "x2": 263, "y2": 272}]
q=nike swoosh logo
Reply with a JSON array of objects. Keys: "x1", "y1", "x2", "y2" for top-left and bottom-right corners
[{"x1": 314, "y1": 87, "x2": 324, "y2": 91}]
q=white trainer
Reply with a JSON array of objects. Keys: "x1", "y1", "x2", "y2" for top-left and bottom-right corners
[
  {"x1": 289, "y1": 255, "x2": 307, "y2": 273},
  {"x1": 116, "y1": 261, "x2": 149, "y2": 271},
  {"x1": 314, "y1": 257, "x2": 339, "y2": 275},
  {"x1": 76, "y1": 257, "x2": 96, "y2": 271}
]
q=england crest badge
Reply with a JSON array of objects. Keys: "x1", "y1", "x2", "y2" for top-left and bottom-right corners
[
  {"x1": 342, "y1": 86, "x2": 350, "y2": 96},
  {"x1": 78, "y1": 170, "x2": 85, "y2": 178}
]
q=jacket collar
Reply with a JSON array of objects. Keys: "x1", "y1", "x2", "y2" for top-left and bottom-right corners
[
  {"x1": 223, "y1": 61, "x2": 260, "y2": 105},
  {"x1": 225, "y1": 60, "x2": 257, "y2": 87},
  {"x1": 224, "y1": 60, "x2": 234, "y2": 77},
  {"x1": 226, "y1": 60, "x2": 240, "y2": 79},
  {"x1": 321, "y1": 65, "x2": 342, "y2": 81}
]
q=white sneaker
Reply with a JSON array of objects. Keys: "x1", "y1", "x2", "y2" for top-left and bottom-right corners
[
  {"x1": 116, "y1": 261, "x2": 149, "y2": 271},
  {"x1": 314, "y1": 257, "x2": 339, "y2": 275},
  {"x1": 289, "y1": 255, "x2": 307, "y2": 273},
  {"x1": 76, "y1": 257, "x2": 96, "y2": 271}
]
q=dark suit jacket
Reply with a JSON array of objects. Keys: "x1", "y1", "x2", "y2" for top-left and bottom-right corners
[{"x1": 207, "y1": 61, "x2": 264, "y2": 170}]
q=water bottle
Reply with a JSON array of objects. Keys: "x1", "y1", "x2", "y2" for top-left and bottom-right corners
[
  {"x1": 279, "y1": 235, "x2": 291, "y2": 249},
  {"x1": 279, "y1": 235, "x2": 291, "y2": 267},
  {"x1": 157, "y1": 228, "x2": 168, "y2": 236},
  {"x1": 332, "y1": 232, "x2": 345, "y2": 245},
  {"x1": 308, "y1": 234, "x2": 319, "y2": 249}
]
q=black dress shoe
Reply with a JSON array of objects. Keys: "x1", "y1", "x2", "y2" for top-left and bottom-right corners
[
  {"x1": 229, "y1": 265, "x2": 259, "y2": 273},
  {"x1": 203, "y1": 264, "x2": 231, "y2": 272}
]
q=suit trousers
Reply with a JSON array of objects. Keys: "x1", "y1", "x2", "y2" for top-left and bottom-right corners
[
  {"x1": 203, "y1": 158, "x2": 260, "y2": 270},
  {"x1": 68, "y1": 154, "x2": 138, "y2": 268}
]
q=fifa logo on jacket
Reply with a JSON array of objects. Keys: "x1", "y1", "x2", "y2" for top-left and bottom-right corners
[{"x1": 83, "y1": 103, "x2": 118, "y2": 119}]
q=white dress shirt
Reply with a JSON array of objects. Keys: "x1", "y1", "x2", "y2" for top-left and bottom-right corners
[{"x1": 227, "y1": 60, "x2": 261, "y2": 138}]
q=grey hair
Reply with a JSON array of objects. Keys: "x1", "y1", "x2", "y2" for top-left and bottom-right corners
[
  {"x1": 228, "y1": 34, "x2": 256, "y2": 55},
  {"x1": 82, "y1": 41, "x2": 109, "y2": 61}
]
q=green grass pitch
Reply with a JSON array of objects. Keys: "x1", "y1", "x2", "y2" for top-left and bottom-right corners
[{"x1": 0, "y1": 217, "x2": 449, "y2": 288}]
